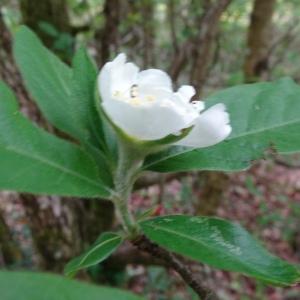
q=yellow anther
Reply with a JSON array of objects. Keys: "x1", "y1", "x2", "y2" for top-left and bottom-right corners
[
  {"x1": 129, "y1": 98, "x2": 142, "y2": 106},
  {"x1": 146, "y1": 95, "x2": 155, "y2": 102}
]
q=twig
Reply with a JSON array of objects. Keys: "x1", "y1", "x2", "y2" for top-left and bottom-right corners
[{"x1": 132, "y1": 235, "x2": 217, "y2": 300}]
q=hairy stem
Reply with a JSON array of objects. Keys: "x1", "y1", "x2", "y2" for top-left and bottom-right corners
[
  {"x1": 113, "y1": 140, "x2": 144, "y2": 235},
  {"x1": 133, "y1": 235, "x2": 217, "y2": 300}
]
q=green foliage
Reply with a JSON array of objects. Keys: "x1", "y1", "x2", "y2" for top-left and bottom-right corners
[
  {"x1": 70, "y1": 47, "x2": 113, "y2": 184},
  {"x1": 64, "y1": 232, "x2": 123, "y2": 277},
  {"x1": 70, "y1": 48, "x2": 103, "y2": 149},
  {"x1": 0, "y1": 271, "x2": 144, "y2": 300},
  {"x1": 13, "y1": 25, "x2": 112, "y2": 187},
  {"x1": 145, "y1": 78, "x2": 300, "y2": 172},
  {"x1": 140, "y1": 215, "x2": 300, "y2": 286},
  {"x1": 38, "y1": 21, "x2": 59, "y2": 37},
  {"x1": 0, "y1": 82, "x2": 108, "y2": 197},
  {"x1": 14, "y1": 26, "x2": 75, "y2": 138}
]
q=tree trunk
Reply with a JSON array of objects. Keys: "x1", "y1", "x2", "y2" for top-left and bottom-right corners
[
  {"x1": 196, "y1": 172, "x2": 229, "y2": 216},
  {"x1": 140, "y1": 0, "x2": 155, "y2": 68},
  {"x1": 95, "y1": 0, "x2": 120, "y2": 66},
  {"x1": 244, "y1": 0, "x2": 276, "y2": 82},
  {"x1": 0, "y1": 206, "x2": 22, "y2": 267},
  {"x1": 20, "y1": 0, "x2": 70, "y2": 42}
]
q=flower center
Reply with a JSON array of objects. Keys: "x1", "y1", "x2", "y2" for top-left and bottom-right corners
[
  {"x1": 130, "y1": 84, "x2": 138, "y2": 98},
  {"x1": 113, "y1": 85, "x2": 156, "y2": 106},
  {"x1": 129, "y1": 84, "x2": 156, "y2": 106}
]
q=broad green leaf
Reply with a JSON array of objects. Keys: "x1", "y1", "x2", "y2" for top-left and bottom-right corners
[
  {"x1": 140, "y1": 215, "x2": 300, "y2": 286},
  {"x1": 0, "y1": 271, "x2": 144, "y2": 300},
  {"x1": 14, "y1": 26, "x2": 113, "y2": 188},
  {"x1": 64, "y1": 232, "x2": 122, "y2": 276},
  {"x1": 14, "y1": 26, "x2": 78, "y2": 139},
  {"x1": 145, "y1": 78, "x2": 300, "y2": 172},
  {"x1": 0, "y1": 82, "x2": 109, "y2": 198}
]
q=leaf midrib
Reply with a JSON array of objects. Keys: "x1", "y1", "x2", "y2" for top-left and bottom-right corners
[
  {"x1": 3, "y1": 144, "x2": 106, "y2": 192},
  {"x1": 142, "y1": 222, "x2": 294, "y2": 285},
  {"x1": 78, "y1": 235, "x2": 121, "y2": 267},
  {"x1": 24, "y1": 42, "x2": 72, "y2": 99}
]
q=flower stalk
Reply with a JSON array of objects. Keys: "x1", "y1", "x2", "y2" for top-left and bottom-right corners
[{"x1": 112, "y1": 139, "x2": 144, "y2": 237}]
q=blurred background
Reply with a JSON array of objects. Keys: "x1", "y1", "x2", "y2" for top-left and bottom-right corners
[{"x1": 0, "y1": 0, "x2": 300, "y2": 299}]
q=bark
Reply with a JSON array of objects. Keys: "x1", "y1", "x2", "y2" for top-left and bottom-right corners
[
  {"x1": 196, "y1": 172, "x2": 229, "y2": 216},
  {"x1": 140, "y1": 0, "x2": 155, "y2": 68},
  {"x1": 96, "y1": 0, "x2": 120, "y2": 65},
  {"x1": 20, "y1": 195, "x2": 114, "y2": 271},
  {"x1": 0, "y1": 12, "x2": 41, "y2": 121},
  {"x1": 168, "y1": 0, "x2": 179, "y2": 54},
  {"x1": 20, "y1": 0, "x2": 70, "y2": 43},
  {"x1": 0, "y1": 207, "x2": 22, "y2": 267},
  {"x1": 244, "y1": 0, "x2": 276, "y2": 82}
]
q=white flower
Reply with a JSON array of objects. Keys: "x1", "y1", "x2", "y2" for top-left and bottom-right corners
[{"x1": 98, "y1": 53, "x2": 231, "y2": 148}]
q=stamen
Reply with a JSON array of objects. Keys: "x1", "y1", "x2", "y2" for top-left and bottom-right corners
[
  {"x1": 113, "y1": 90, "x2": 121, "y2": 97},
  {"x1": 129, "y1": 98, "x2": 142, "y2": 106},
  {"x1": 130, "y1": 84, "x2": 138, "y2": 98},
  {"x1": 146, "y1": 95, "x2": 155, "y2": 102},
  {"x1": 191, "y1": 99, "x2": 204, "y2": 112}
]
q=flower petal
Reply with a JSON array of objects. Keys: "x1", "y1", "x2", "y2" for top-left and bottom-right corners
[
  {"x1": 137, "y1": 69, "x2": 173, "y2": 93},
  {"x1": 177, "y1": 85, "x2": 196, "y2": 103},
  {"x1": 98, "y1": 53, "x2": 139, "y2": 102},
  {"x1": 102, "y1": 99, "x2": 197, "y2": 141},
  {"x1": 176, "y1": 103, "x2": 232, "y2": 148}
]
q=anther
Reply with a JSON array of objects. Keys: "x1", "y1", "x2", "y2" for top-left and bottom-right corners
[{"x1": 130, "y1": 84, "x2": 138, "y2": 98}]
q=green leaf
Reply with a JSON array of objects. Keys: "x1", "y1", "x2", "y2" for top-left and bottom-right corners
[
  {"x1": 14, "y1": 26, "x2": 113, "y2": 188},
  {"x1": 145, "y1": 78, "x2": 300, "y2": 172},
  {"x1": 14, "y1": 26, "x2": 77, "y2": 139},
  {"x1": 70, "y1": 48, "x2": 113, "y2": 185},
  {"x1": 0, "y1": 271, "x2": 144, "y2": 300},
  {"x1": 140, "y1": 215, "x2": 300, "y2": 286},
  {"x1": 70, "y1": 47, "x2": 104, "y2": 149},
  {"x1": 64, "y1": 232, "x2": 122, "y2": 277},
  {"x1": 0, "y1": 82, "x2": 109, "y2": 198}
]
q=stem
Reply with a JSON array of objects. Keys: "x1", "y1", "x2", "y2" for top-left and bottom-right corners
[
  {"x1": 133, "y1": 235, "x2": 217, "y2": 300},
  {"x1": 113, "y1": 140, "x2": 144, "y2": 235},
  {"x1": 114, "y1": 195, "x2": 136, "y2": 234}
]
